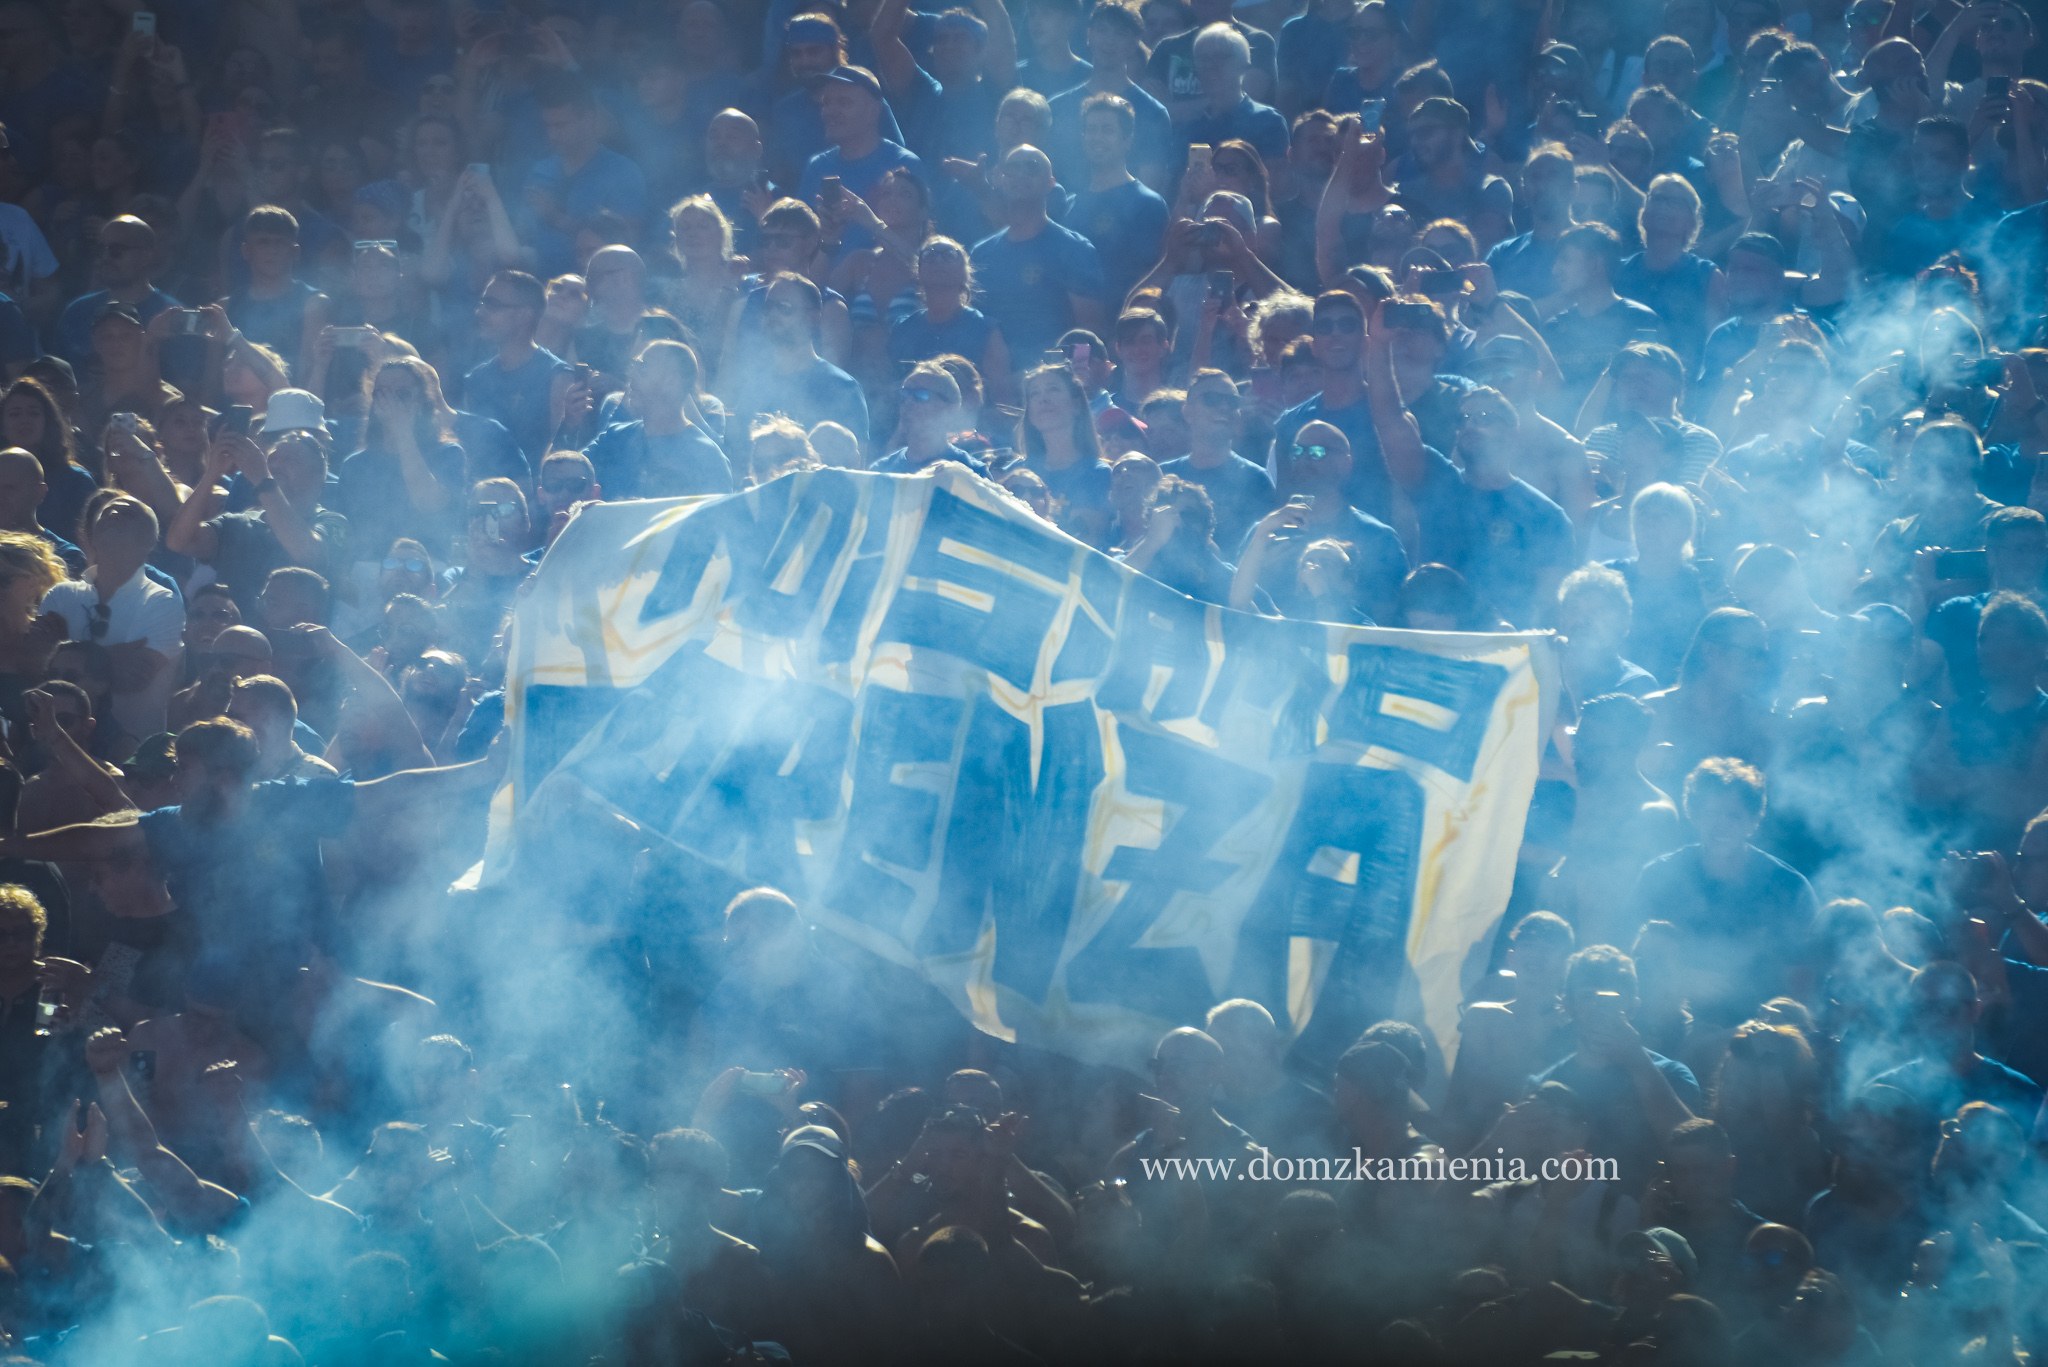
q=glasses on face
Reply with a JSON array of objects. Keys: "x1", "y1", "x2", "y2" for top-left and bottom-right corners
[
  {"x1": 541, "y1": 477, "x2": 589, "y2": 498},
  {"x1": 1312, "y1": 313, "x2": 1364, "y2": 336},
  {"x1": 354, "y1": 239, "x2": 399, "y2": 254},
  {"x1": 900, "y1": 386, "x2": 946, "y2": 405},
  {"x1": 88, "y1": 602, "x2": 110, "y2": 640},
  {"x1": 384, "y1": 555, "x2": 429, "y2": 574},
  {"x1": 99, "y1": 240, "x2": 144, "y2": 258},
  {"x1": 1289, "y1": 443, "x2": 1333, "y2": 460},
  {"x1": 1194, "y1": 388, "x2": 1240, "y2": 411},
  {"x1": 472, "y1": 501, "x2": 521, "y2": 521}
]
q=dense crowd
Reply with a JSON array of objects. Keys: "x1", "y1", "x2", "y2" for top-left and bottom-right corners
[{"x1": 0, "y1": 0, "x2": 2033, "y2": 1361}]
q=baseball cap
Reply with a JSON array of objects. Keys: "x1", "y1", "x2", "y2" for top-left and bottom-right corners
[
  {"x1": 778, "y1": 1124, "x2": 848, "y2": 1162},
  {"x1": 821, "y1": 65, "x2": 884, "y2": 100},
  {"x1": 262, "y1": 389, "x2": 327, "y2": 437},
  {"x1": 94, "y1": 301, "x2": 144, "y2": 329}
]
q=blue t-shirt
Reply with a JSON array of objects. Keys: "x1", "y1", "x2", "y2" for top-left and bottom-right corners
[
  {"x1": 1066, "y1": 179, "x2": 1170, "y2": 309},
  {"x1": 222, "y1": 279, "x2": 323, "y2": 372},
  {"x1": 519, "y1": 146, "x2": 651, "y2": 275},
  {"x1": 52, "y1": 286, "x2": 179, "y2": 371},
  {"x1": 1047, "y1": 79, "x2": 1175, "y2": 184},
  {"x1": 1280, "y1": 13, "x2": 1352, "y2": 111},
  {"x1": 1615, "y1": 251, "x2": 1718, "y2": 364},
  {"x1": 1483, "y1": 231, "x2": 1563, "y2": 301},
  {"x1": 137, "y1": 777, "x2": 357, "y2": 986},
  {"x1": 463, "y1": 347, "x2": 570, "y2": 471},
  {"x1": 767, "y1": 80, "x2": 911, "y2": 185},
  {"x1": 1171, "y1": 94, "x2": 1290, "y2": 164},
  {"x1": 1159, "y1": 450, "x2": 1276, "y2": 553},
  {"x1": 730, "y1": 357, "x2": 871, "y2": 453},
  {"x1": 1272, "y1": 390, "x2": 1391, "y2": 524},
  {"x1": 970, "y1": 220, "x2": 1106, "y2": 363},
  {"x1": 1407, "y1": 450, "x2": 1576, "y2": 626},
  {"x1": 582, "y1": 420, "x2": 735, "y2": 500},
  {"x1": 334, "y1": 440, "x2": 469, "y2": 561},
  {"x1": 888, "y1": 306, "x2": 996, "y2": 369},
  {"x1": 798, "y1": 139, "x2": 928, "y2": 255},
  {"x1": 871, "y1": 442, "x2": 987, "y2": 475}
]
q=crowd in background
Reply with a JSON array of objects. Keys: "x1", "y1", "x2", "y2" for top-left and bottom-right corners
[{"x1": 0, "y1": 0, "x2": 2036, "y2": 1360}]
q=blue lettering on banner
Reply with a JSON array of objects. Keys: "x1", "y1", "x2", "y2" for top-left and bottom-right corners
[
  {"x1": 638, "y1": 492, "x2": 761, "y2": 627},
  {"x1": 1328, "y1": 647, "x2": 1507, "y2": 782},
  {"x1": 819, "y1": 478, "x2": 898, "y2": 666},
  {"x1": 1050, "y1": 553, "x2": 1121, "y2": 684},
  {"x1": 879, "y1": 488, "x2": 1071, "y2": 690},
  {"x1": 826, "y1": 687, "x2": 964, "y2": 934},
  {"x1": 1066, "y1": 724, "x2": 1273, "y2": 1016},
  {"x1": 1096, "y1": 575, "x2": 1212, "y2": 723},
  {"x1": 734, "y1": 468, "x2": 863, "y2": 638},
  {"x1": 922, "y1": 697, "x2": 1102, "y2": 1002}
]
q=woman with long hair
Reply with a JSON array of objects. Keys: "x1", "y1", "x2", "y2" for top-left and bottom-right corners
[
  {"x1": 1, "y1": 378, "x2": 97, "y2": 545},
  {"x1": 889, "y1": 239, "x2": 1010, "y2": 404},
  {"x1": 1210, "y1": 141, "x2": 1283, "y2": 261},
  {"x1": 1020, "y1": 362, "x2": 1111, "y2": 546},
  {"x1": 661, "y1": 195, "x2": 746, "y2": 376},
  {"x1": 335, "y1": 358, "x2": 468, "y2": 578}
]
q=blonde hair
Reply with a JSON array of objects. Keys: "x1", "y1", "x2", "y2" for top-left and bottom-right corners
[
  {"x1": 0, "y1": 529, "x2": 66, "y2": 603},
  {"x1": 0, "y1": 884, "x2": 47, "y2": 951},
  {"x1": 669, "y1": 193, "x2": 736, "y2": 263}
]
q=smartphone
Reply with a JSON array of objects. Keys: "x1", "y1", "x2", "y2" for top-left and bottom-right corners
[
  {"x1": 175, "y1": 307, "x2": 206, "y2": 335},
  {"x1": 1206, "y1": 269, "x2": 1234, "y2": 301},
  {"x1": 1934, "y1": 548, "x2": 1989, "y2": 580},
  {"x1": 1417, "y1": 267, "x2": 1465, "y2": 298},
  {"x1": 1987, "y1": 76, "x2": 2012, "y2": 99},
  {"x1": 1359, "y1": 98, "x2": 1386, "y2": 134},
  {"x1": 131, "y1": 10, "x2": 155, "y2": 36},
  {"x1": 111, "y1": 411, "x2": 139, "y2": 434},
  {"x1": 1186, "y1": 143, "x2": 1212, "y2": 178},
  {"x1": 333, "y1": 326, "x2": 371, "y2": 349},
  {"x1": 1070, "y1": 342, "x2": 1091, "y2": 368},
  {"x1": 572, "y1": 362, "x2": 597, "y2": 386},
  {"x1": 736, "y1": 1069, "x2": 787, "y2": 1096},
  {"x1": 220, "y1": 404, "x2": 255, "y2": 438},
  {"x1": 819, "y1": 174, "x2": 842, "y2": 204},
  {"x1": 1382, "y1": 301, "x2": 1438, "y2": 330},
  {"x1": 1576, "y1": 110, "x2": 1607, "y2": 137}
]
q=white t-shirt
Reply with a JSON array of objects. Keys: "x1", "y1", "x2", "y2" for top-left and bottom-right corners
[{"x1": 44, "y1": 567, "x2": 187, "y2": 738}]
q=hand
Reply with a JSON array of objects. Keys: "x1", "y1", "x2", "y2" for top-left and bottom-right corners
[
  {"x1": 149, "y1": 41, "x2": 188, "y2": 87},
  {"x1": 1142, "y1": 505, "x2": 1182, "y2": 546},
  {"x1": 216, "y1": 431, "x2": 265, "y2": 482},
  {"x1": 1136, "y1": 1093, "x2": 1184, "y2": 1145},
  {"x1": 58, "y1": 1100, "x2": 109, "y2": 1169},
  {"x1": 1462, "y1": 261, "x2": 1499, "y2": 310},
  {"x1": 201, "y1": 303, "x2": 233, "y2": 343},
  {"x1": 23, "y1": 687, "x2": 60, "y2": 747},
  {"x1": 284, "y1": 623, "x2": 342, "y2": 660},
  {"x1": 986, "y1": 1110, "x2": 1028, "y2": 1161},
  {"x1": 1578, "y1": 1009, "x2": 1644, "y2": 1066},
  {"x1": 83, "y1": 1025, "x2": 129, "y2": 1079},
  {"x1": 941, "y1": 156, "x2": 987, "y2": 188},
  {"x1": 202, "y1": 437, "x2": 239, "y2": 482},
  {"x1": 1255, "y1": 500, "x2": 1310, "y2": 538},
  {"x1": 1201, "y1": 215, "x2": 1251, "y2": 265}
]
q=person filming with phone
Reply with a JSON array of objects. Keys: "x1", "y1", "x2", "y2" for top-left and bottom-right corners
[{"x1": 1229, "y1": 417, "x2": 1405, "y2": 621}]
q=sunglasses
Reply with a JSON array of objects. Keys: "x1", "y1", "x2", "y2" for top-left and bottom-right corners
[
  {"x1": 354, "y1": 239, "x2": 399, "y2": 253},
  {"x1": 541, "y1": 478, "x2": 589, "y2": 497},
  {"x1": 471, "y1": 501, "x2": 522, "y2": 520},
  {"x1": 1289, "y1": 443, "x2": 1334, "y2": 460},
  {"x1": 1312, "y1": 314, "x2": 1364, "y2": 336},
  {"x1": 193, "y1": 606, "x2": 239, "y2": 624},
  {"x1": 1194, "y1": 388, "x2": 1240, "y2": 411},
  {"x1": 384, "y1": 556, "x2": 429, "y2": 573}
]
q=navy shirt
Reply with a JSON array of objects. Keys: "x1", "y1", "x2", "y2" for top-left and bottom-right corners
[
  {"x1": 222, "y1": 279, "x2": 323, "y2": 372},
  {"x1": 518, "y1": 147, "x2": 650, "y2": 275},
  {"x1": 1067, "y1": 180, "x2": 1170, "y2": 310},
  {"x1": 1171, "y1": 95, "x2": 1290, "y2": 164},
  {"x1": 334, "y1": 441, "x2": 469, "y2": 562},
  {"x1": 1407, "y1": 449, "x2": 1576, "y2": 626},
  {"x1": 463, "y1": 347, "x2": 570, "y2": 473},
  {"x1": 1272, "y1": 391, "x2": 1392, "y2": 524},
  {"x1": 52, "y1": 286, "x2": 179, "y2": 372},
  {"x1": 1483, "y1": 231, "x2": 1563, "y2": 301},
  {"x1": 889, "y1": 306, "x2": 997, "y2": 369},
  {"x1": 970, "y1": 220, "x2": 1106, "y2": 362},
  {"x1": 582, "y1": 420, "x2": 735, "y2": 500},
  {"x1": 1149, "y1": 23, "x2": 1279, "y2": 110},
  {"x1": 1047, "y1": 79, "x2": 1175, "y2": 183},
  {"x1": 1160, "y1": 450, "x2": 1276, "y2": 553}
]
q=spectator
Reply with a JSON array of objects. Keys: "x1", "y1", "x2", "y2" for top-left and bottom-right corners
[{"x1": 41, "y1": 494, "x2": 183, "y2": 739}]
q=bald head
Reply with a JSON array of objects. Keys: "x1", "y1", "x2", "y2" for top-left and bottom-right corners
[
  {"x1": 1152, "y1": 1026, "x2": 1226, "y2": 1108},
  {"x1": 707, "y1": 108, "x2": 763, "y2": 182},
  {"x1": 0, "y1": 446, "x2": 44, "y2": 526},
  {"x1": 93, "y1": 215, "x2": 154, "y2": 289}
]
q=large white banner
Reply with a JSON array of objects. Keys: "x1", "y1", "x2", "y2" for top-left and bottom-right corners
[{"x1": 485, "y1": 465, "x2": 1548, "y2": 1068}]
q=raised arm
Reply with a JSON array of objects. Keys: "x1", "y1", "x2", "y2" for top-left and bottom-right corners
[
  {"x1": 1362, "y1": 299, "x2": 1430, "y2": 492},
  {"x1": 22, "y1": 689, "x2": 130, "y2": 817},
  {"x1": 84, "y1": 1027, "x2": 242, "y2": 1233},
  {"x1": 871, "y1": 0, "x2": 922, "y2": 93},
  {"x1": 0, "y1": 812, "x2": 147, "y2": 864},
  {"x1": 972, "y1": 0, "x2": 1019, "y2": 82},
  {"x1": 164, "y1": 437, "x2": 236, "y2": 563}
]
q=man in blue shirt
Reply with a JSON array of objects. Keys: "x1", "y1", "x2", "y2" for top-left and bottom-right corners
[
  {"x1": 1146, "y1": 0, "x2": 1279, "y2": 116},
  {"x1": 520, "y1": 74, "x2": 650, "y2": 276},
  {"x1": 52, "y1": 216, "x2": 178, "y2": 374},
  {"x1": 796, "y1": 65, "x2": 927, "y2": 254},
  {"x1": 971, "y1": 144, "x2": 1107, "y2": 366},
  {"x1": 871, "y1": 362, "x2": 985, "y2": 473},
  {"x1": 727, "y1": 273, "x2": 871, "y2": 466},
  {"x1": 1273, "y1": 291, "x2": 1393, "y2": 524},
  {"x1": 462, "y1": 271, "x2": 569, "y2": 473},
  {"x1": 1482, "y1": 144, "x2": 1573, "y2": 301},
  {"x1": 1066, "y1": 93, "x2": 1169, "y2": 308},
  {"x1": 583, "y1": 341, "x2": 734, "y2": 500},
  {"x1": 1168, "y1": 24, "x2": 1289, "y2": 164},
  {"x1": 1048, "y1": 2, "x2": 1174, "y2": 187}
]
